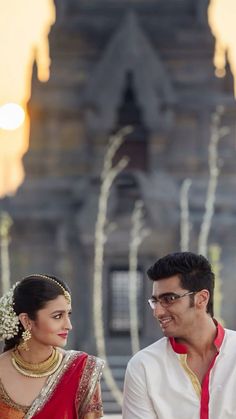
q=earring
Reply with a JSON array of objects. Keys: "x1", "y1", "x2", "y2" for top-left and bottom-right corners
[{"x1": 18, "y1": 329, "x2": 32, "y2": 351}]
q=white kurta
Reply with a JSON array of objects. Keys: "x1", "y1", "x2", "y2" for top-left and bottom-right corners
[{"x1": 123, "y1": 325, "x2": 236, "y2": 419}]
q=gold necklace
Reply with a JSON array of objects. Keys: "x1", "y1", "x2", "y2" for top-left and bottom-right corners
[
  {"x1": 11, "y1": 347, "x2": 63, "y2": 378},
  {"x1": 12, "y1": 347, "x2": 58, "y2": 371}
]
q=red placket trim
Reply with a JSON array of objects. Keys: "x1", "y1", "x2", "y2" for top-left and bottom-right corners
[
  {"x1": 170, "y1": 322, "x2": 225, "y2": 419},
  {"x1": 200, "y1": 322, "x2": 225, "y2": 419}
]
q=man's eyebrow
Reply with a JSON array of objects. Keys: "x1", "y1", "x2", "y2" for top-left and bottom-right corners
[{"x1": 152, "y1": 292, "x2": 177, "y2": 299}]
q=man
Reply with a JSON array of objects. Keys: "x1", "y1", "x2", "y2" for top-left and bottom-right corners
[{"x1": 123, "y1": 252, "x2": 236, "y2": 419}]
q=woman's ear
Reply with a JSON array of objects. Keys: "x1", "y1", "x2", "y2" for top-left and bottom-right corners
[
  {"x1": 195, "y1": 289, "x2": 209, "y2": 311},
  {"x1": 18, "y1": 313, "x2": 32, "y2": 330}
]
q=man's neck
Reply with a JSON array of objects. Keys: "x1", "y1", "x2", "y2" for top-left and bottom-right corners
[{"x1": 177, "y1": 316, "x2": 218, "y2": 357}]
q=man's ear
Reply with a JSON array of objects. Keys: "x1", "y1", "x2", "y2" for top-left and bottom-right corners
[
  {"x1": 195, "y1": 289, "x2": 209, "y2": 310},
  {"x1": 18, "y1": 313, "x2": 32, "y2": 330}
]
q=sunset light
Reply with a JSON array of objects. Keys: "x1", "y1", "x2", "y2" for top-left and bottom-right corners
[
  {"x1": 0, "y1": 103, "x2": 25, "y2": 131},
  {"x1": 0, "y1": 0, "x2": 55, "y2": 197},
  {"x1": 208, "y1": 0, "x2": 236, "y2": 95},
  {"x1": 0, "y1": 1, "x2": 235, "y2": 198}
]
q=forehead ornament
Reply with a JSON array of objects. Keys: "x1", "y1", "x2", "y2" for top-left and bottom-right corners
[{"x1": 36, "y1": 274, "x2": 71, "y2": 304}]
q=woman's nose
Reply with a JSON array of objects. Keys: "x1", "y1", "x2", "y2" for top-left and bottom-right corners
[{"x1": 65, "y1": 316, "x2": 73, "y2": 330}]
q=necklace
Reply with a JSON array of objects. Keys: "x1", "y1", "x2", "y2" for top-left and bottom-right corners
[{"x1": 11, "y1": 347, "x2": 63, "y2": 378}]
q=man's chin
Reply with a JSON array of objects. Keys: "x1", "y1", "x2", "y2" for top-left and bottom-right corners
[{"x1": 161, "y1": 327, "x2": 174, "y2": 337}]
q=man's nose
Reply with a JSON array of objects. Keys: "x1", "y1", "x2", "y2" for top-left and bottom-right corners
[{"x1": 153, "y1": 302, "x2": 166, "y2": 318}]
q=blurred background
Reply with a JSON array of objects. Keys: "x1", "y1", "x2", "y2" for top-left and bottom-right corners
[{"x1": 0, "y1": 0, "x2": 236, "y2": 416}]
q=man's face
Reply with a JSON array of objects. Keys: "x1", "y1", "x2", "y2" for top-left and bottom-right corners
[{"x1": 151, "y1": 275, "x2": 196, "y2": 338}]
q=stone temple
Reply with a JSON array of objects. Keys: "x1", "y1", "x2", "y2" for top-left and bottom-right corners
[{"x1": 2, "y1": 0, "x2": 236, "y2": 413}]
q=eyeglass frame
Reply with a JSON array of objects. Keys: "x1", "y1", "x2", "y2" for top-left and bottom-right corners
[{"x1": 148, "y1": 291, "x2": 196, "y2": 309}]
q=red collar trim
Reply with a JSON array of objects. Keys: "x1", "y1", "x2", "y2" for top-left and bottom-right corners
[
  {"x1": 213, "y1": 321, "x2": 225, "y2": 350},
  {"x1": 169, "y1": 321, "x2": 225, "y2": 354},
  {"x1": 169, "y1": 336, "x2": 187, "y2": 354}
]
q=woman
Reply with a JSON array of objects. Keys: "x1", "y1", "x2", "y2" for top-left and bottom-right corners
[{"x1": 0, "y1": 274, "x2": 104, "y2": 418}]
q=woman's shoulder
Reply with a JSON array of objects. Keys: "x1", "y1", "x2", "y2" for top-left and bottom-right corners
[
  {"x1": 0, "y1": 350, "x2": 13, "y2": 379},
  {"x1": 63, "y1": 350, "x2": 105, "y2": 367},
  {"x1": 85, "y1": 353, "x2": 105, "y2": 368},
  {"x1": 0, "y1": 350, "x2": 11, "y2": 363}
]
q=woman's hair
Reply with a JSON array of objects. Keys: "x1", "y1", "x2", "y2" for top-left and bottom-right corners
[{"x1": 3, "y1": 274, "x2": 71, "y2": 352}]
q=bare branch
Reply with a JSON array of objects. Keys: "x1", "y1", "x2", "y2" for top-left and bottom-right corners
[
  {"x1": 0, "y1": 212, "x2": 12, "y2": 294},
  {"x1": 93, "y1": 131, "x2": 129, "y2": 406},
  {"x1": 129, "y1": 201, "x2": 149, "y2": 355},
  {"x1": 180, "y1": 179, "x2": 192, "y2": 252},
  {"x1": 198, "y1": 109, "x2": 228, "y2": 256}
]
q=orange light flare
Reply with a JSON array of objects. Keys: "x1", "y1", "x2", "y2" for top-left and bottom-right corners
[
  {"x1": 0, "y1": 0, "x2": 55, "y2": 198},
  {"x1": 208, "y1": 0, "x2": 236, "y2": 95}
]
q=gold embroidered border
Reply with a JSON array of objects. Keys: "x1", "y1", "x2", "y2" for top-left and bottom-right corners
[
  {"x1": 0, "y1": 378, "x2": 29, "y2": 414},
  {"x1": 77, "y1": 355, "x2": 105, "y2": 417},
  {"x1": 25, "y1": 350, "x2": 80, "y2": 419},
  {"x1": 179, "y1": 354, "x2": 201, "y2": 398},
  {"x1": 85, "y1": 385, "x2": 103, "y2": 415}
]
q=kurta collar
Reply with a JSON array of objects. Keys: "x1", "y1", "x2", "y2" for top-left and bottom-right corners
[{"x1": 169, "y1": 320, "x2": 225, "y2": 354}]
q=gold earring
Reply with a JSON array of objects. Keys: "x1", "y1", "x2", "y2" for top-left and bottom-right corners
[{"x1": 18, "y1": 329, "x2": 32, "y2": 351}]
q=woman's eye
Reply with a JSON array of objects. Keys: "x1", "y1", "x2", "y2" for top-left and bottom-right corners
[{"x1": 54, "y1": 314, "x2": 62, "y2": 319}]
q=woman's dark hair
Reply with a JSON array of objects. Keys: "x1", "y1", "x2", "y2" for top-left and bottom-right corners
[
  {"x1": 3, "y1": 274, "x2": 71, "y2": 352},
  {"x1": 147, "y1": 252, "x2": 215, "y2": 317}
]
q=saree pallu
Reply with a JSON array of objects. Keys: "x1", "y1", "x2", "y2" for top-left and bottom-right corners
[
  {"x1": 0, "y1": 351, "x2": 104, "y2": 419},
  {"x1": 26, "y1": 351, "x2": 104, "y2": 418}
]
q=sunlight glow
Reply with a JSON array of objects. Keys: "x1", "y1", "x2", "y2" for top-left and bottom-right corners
[
  {"x1": 0, "y1": 104, "x2": 25, "y2": 131},
  {"x1": 208, "y1": 0, "x2": 236, "y2": 95},
  {"x1": 0, "y1": 0, "x2": 55, "y2": 197},
  {"x1": 0, "y1": 2, "x2": 236, "y2": 197}
]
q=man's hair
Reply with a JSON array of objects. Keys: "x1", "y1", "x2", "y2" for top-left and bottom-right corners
[{"x1": 147, "y1": 252, "x2": 215, "y2": 317}]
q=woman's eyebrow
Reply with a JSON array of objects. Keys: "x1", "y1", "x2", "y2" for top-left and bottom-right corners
[{"x1": 50, "y1": 309, "x2": 71, "y2": 314}]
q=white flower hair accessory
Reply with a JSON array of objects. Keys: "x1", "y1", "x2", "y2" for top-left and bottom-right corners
[{"x1": 0, "y1": 282, "x2": 20, "y2": 341}]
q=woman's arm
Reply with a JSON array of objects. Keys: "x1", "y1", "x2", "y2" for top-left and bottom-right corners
[
  {"x1": 84, "y1": 413, "x2": 102, "y2": 419},
  {"x1": 83, "y1": 383, "x2": 103, "y2": 418}
]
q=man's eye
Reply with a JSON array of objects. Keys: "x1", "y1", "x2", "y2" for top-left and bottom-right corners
[
  {"x1": 54, "y1": 314, "x2": 62, "y2": 319},
  {"x1": 163, "y1": 295, "x2": 176, "y2": 304}
]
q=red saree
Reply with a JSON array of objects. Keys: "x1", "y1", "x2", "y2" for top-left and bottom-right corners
[
  {"x1": 0, "y1": 351, "x2": 104, "y2": 419},
  {"x1": 26, "y1": 351, "x2": 104, "y2": 418}
]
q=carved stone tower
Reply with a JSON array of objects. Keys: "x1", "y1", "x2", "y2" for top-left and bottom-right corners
[{"x1": 6, "y1": 4, "x2": 236, "y2": 409}]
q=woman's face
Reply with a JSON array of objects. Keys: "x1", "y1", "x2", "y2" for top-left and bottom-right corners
[{"x1": 29, "y1": 295, "x2": 72, "y2": 348}]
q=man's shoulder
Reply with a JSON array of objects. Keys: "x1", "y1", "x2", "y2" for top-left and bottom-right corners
[
  {"x1": 224, "y1": 328, "x2": 236, "y2": 341},
  {"x1": 127, "y1": 337, "x2": 168, "y2": 368}
]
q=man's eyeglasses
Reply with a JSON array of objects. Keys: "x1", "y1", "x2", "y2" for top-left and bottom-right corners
[{"x1": 148, "y1": 291, "x2": 195, "y2": 309}]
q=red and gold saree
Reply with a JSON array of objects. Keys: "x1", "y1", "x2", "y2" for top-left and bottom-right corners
[{"x1": 0, "y1": 351, "x2": 104, "y2": 418}]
